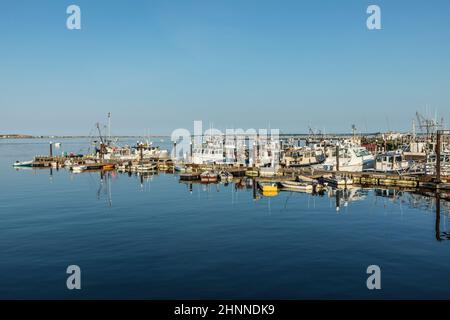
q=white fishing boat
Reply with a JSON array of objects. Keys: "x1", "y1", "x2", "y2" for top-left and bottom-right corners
[
  {"x1": 425, "y1": 153, "x2": 450, "y2": 177},
  {"x1": 375, "y1": 151, "x2": 411, "y2": 173},
  {"x1": 282, "y1": 146, "x2": 325, "y2": 167},
  {"x1": 319, "y1": 143, "x2": 374, "y2": 172},
  {"x1": 192, "y1": 142, "x2": 224, "y2": 165}
]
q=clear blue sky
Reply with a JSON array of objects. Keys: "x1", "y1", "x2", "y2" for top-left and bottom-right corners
[{"x1": 1, "y1": 0, "x2": 449, "y2": 135}]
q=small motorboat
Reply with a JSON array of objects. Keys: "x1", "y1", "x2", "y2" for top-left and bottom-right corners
[
  {"x1": 219, "y1": 171, "x2": 233, "y2": 182},
  {"x1": 281, "y1": 180, "x2": 313, "y2": 191},
  {"x1": 200, "y1": 171, "x2": 218, "y2": 183},
  {"x1": 257, "y1": 182, "x2": 278, "y2": 193},
  {"x1": 13, "y1": 160, "x2": 33, "y2": 167},
  {"x1": 71, "y1": 165, "x2": 87, "y2": 173}
]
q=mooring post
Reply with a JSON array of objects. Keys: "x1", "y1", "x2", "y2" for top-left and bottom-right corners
[
  {"x1": 49, "y1": 142, "x2": 53, "y2": 157},
  {"x1": 436, "y1": 131, "x2": 441, "y2": 183}
]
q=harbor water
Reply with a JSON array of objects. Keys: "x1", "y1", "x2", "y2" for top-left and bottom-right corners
[{"x1": 1, "y1": 138, "x2": 450, "y2": 299}]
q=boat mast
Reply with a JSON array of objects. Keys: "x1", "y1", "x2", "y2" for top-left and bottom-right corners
[{"x1": 108, "y1": 112, "x2": 111, "y2": 143}]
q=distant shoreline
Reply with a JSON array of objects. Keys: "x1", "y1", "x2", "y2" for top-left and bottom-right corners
[
  {"x1": 1, "y1": 132, "x2": 398, "y2": 140},
  {"x1": 0, "y1": 135, "x2": 170, "y2": 139}
]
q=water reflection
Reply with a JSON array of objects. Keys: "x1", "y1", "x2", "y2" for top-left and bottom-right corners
[
  {"x1": 97, "y1": 171, "x2": 112, "y2": 207},
  {"x1": 15, "y1": 167, "x2": 450, "y2": 242},
  {"x1": 434, "y1": 193, "x2": 450, "y2": 242}
]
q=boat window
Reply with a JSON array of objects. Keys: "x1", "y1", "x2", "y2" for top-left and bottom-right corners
[{"x1": 355, "y1": 149, "x2": 370, "y2": 157}]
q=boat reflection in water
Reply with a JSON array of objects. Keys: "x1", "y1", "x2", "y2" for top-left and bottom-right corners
[{"x1": 64, "y1": 169, "x2": 450, "y2": 243}]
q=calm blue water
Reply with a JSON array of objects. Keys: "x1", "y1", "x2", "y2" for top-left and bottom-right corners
[{"x1": 1, "y1": 138, "x2": 450, "y2": 299}]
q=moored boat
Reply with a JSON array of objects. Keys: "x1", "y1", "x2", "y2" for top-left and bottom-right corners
[
  {"x1": 131, "y1": 163, "x2": 157, "y2": 172},
  {"x1": 13, "y1": 160, "x2": 33, "y2": 167},
  {"x1": 257, "y1": 182, "x2": 278, "y2": 193},
  {"x1": 200, "y1": 171, "x2": 218, "y2": 183},
  {"x1": 71, "y1": 165, "x2": 87, "y2": 173},
  {"x1": 322, "y1": 175, "x2": 353, "y2": 187},
  {"x1": 281, "y1": 180, "x2": 313, "y2": 191},
  {"x1": 180, "y1": 172, "x2": 201, "y2": 181},
  {"x1": 219, "y1": 171, "x2": 233, "y2": 182}
]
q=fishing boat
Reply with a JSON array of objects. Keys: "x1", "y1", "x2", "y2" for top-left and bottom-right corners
[
  {"x1": 425, "y1": 152, "x2": 450, "y2": 176},
  {"x1": 192, "y1": 141, "x2": 224, "y2": 165},
  {"x1": 200, "y1": 171, "x2": 218, "y2": 183},
  {"x1": 319, "y1": 142, "x2": 375, "y2": 172},
  {"x1": 282, "y1": 147, "x2": 326, "y2": 167},
  {"x1": 13, "y1": 160, "x2": 33, "y2": 167},
  {"x1": 375, "y1": 151, "x2": 411, "y2": 173},
  {"x1": 281, "y1": 180, "x2": 313, "y2": 191},
  {"x1": 257, "y1": 182, "x2": 278, "y2": 193}
]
